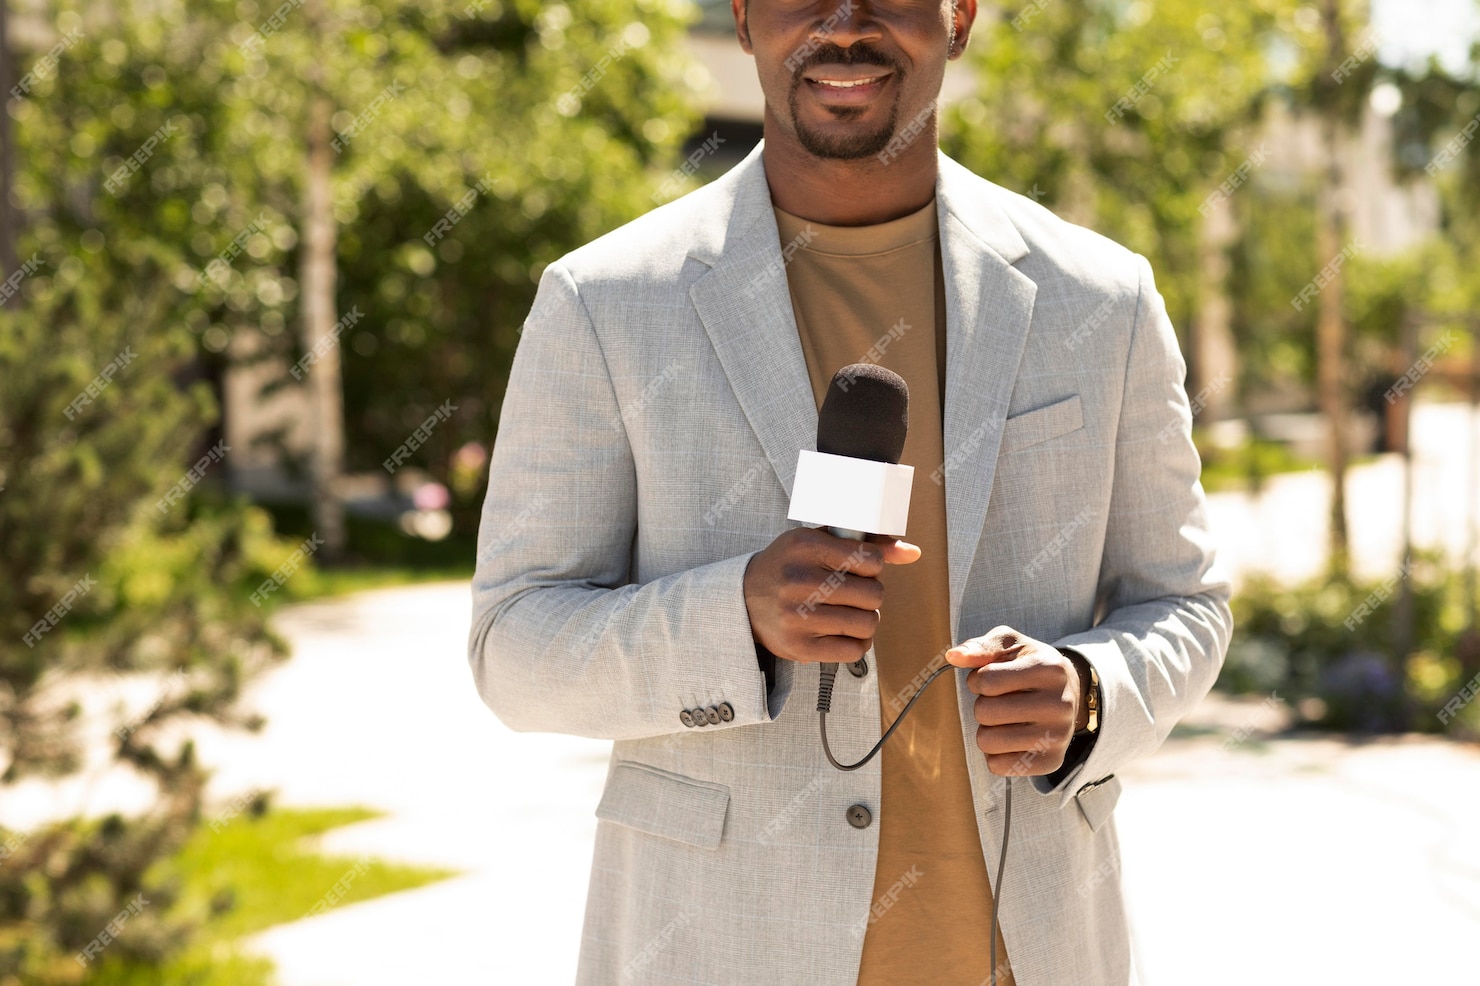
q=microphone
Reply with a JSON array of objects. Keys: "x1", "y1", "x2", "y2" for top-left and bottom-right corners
[
  {"x1": 788, "y1": 363, "x2": 923, "y2": 773},
  {"x1": 788, "y1": 363, "x2": 913, "y2": 542}
]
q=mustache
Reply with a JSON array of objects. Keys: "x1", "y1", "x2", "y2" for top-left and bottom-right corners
[{"x1": 793, "y1": 43, "x2": 899, "y2": 78}]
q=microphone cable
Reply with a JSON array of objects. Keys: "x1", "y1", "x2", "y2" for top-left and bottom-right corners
[
  {"x1": 817, "y1": 660, "x2": 1015, "y2": 986},
  {"x1": 815, "y1": 660, "x2": 951, "y2": 772}
]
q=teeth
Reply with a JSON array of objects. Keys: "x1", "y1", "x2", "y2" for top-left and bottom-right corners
[{"x1": 814, "y1": 77, "x2": 882, "y2": 88}]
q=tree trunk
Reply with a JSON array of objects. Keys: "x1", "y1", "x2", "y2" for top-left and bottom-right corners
[
  {"x1": 300, "y1": 0, "x2": 345, "y2": 561},
  {"x1": 1192, "y1": 190, "x2": 1238, "y2": 423},
  {"x1": 1316, "y1": 0, "x2": 1351, "y2": 572},
  {"x1": 0, "y1": 0, "x2": 18, "y2": 279}
]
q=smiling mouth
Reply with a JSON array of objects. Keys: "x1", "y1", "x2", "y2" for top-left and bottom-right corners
[{"x1": 808, "y1": 75, "x2": 890, "y2": 89}]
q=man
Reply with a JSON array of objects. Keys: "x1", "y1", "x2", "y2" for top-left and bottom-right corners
[{"x1": 468, "y1": 0, "x2": 1231, "y2": 983}]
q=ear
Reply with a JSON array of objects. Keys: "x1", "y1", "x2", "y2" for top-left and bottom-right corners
[
  {"x1": 949, "y1": 0, "x2": 977, "y2": 60},
  {"x1": 732, "y1": 0, "x2": 753, "y2": 54}
]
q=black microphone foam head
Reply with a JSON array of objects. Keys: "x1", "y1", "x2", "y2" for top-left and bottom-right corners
[{"x1": 817, "y1": 363, "x2": 909, "y2": 464}]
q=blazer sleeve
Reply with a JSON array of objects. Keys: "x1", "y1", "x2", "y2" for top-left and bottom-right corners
[
  {"x1": 1037, "y1": 253, "x2": 1233, "y2": 806},
  {"x1": 466, "y1": 261, "x2": 780, "y2": 741}
]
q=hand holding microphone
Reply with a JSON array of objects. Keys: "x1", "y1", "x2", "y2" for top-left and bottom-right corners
[
  {"x1": 743, "y1": 528, "x2": 919, "y2": 666},
  {"x1": 742, "y1": 363, "x2": 920, "y2": 666}
]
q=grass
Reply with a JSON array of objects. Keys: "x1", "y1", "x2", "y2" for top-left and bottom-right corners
[
  {"x1": 253, "y1": 501, "x2": 476, "y2": 604},
  {"x1": 1197, "y1": 436, "x2": 1323, "y2": 493},
  {"x1": 85, "y1": 805, "x2": 455, "y2": 985},
  {"x1": 1195, "y1": 431, "x2": 1384, "y2": 494},
  {"x1": 286, "y1": 562, "x2": 474, "y2": 602}
]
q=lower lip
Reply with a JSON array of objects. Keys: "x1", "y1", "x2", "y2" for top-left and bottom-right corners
[{"x1": 804, "y1": 75, "x2": 891, "y2": 104}]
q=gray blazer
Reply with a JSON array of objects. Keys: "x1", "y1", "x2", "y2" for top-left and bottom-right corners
[{"x1": 469, "y1": 142, "x2": 1232, "y2": 985}]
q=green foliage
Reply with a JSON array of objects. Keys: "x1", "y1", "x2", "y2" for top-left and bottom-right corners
[
  {"x1": 942, "y1": 0, "x2": 1298, "y2": 333},
  {"x1": 1226, "y1": 180, "x2": 1319, "y2": 393},
  {"x1": 0, "y1": 256, "x2": 305, "y2": 978},
  {"x1": 39, "y1": 0, "x2": 697, "y2": 528},
  {"x1": 1223, "y1": 558, "x2": 1480, "y2": 736},
  {"x1": 0, "y1": 259, "x2": 289, "y2": 779},
  {"x1": 1194, "y1": 432, "x2": 1322, "y2": 493},
  {"x1": 20, "y1": 0, "x2": 702, "y2": 545},
  {"x1": 3, "y1": 0, "x2": 700, "y2": 973},
  {"x1": 1, "y1": 804, "x2": 452, "y2": 985},
  {"x1": 155, "y1": 803, "x2": 452, "y2": 943}
]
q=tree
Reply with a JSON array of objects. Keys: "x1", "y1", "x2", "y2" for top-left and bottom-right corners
[
  {"x1": 214, "y1": 0, "x2": 702, "y2": 545},
  {"x1": 942, "y1": 0, "x2": 1289, "y2": 392},
  {"x1": 0, "y1": 258, "x2": 293, "y2": 978},
  {"x1": 0, "y1": 5, "x2": 288, "y2": 975},
  {"x1": 298, "y1": 0, "x2": 348, "y2": 559},
  {"x1": 1305, "y1": 0, "x2": 1374, "y2": 567}
]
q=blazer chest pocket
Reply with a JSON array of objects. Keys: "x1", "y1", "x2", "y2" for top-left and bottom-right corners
[
  {"x1": 595, "y1": 761, "x2": 731, "y2": 850},
  {"x1": 1000, "y1": 395, "x2": 1084, "y2": 455}
]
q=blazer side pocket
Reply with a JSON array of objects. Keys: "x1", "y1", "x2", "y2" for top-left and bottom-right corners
[
  {"x1": 1000, "y1": 395, "x2": 1084, "y2": 455},
  {"x1": 596, "y1": 761, "x2": 731, "y2": 850},
  {"x1": 1075, "y1": 774, "x2": 1122, "y2": 833}
]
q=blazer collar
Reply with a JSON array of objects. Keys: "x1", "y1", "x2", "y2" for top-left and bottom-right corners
[{"x1": 689, "y1": 141, "x2": 1038, "y2": 641}]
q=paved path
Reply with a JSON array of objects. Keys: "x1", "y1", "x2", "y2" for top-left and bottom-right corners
[
  {"x1": 1204, "y1": 401, "x2": 1480, "y2": 585},
  {"x1": 227, "y1": 582, "x2": 1477, "y2": 986}
]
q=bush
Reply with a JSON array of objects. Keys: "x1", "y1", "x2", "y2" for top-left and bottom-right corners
[
  {"x1": 1222, "y1": 557, "x2": 1480, "y2": 736},
  {"x1": 0, "y1": 262, "x2": 298, "y2": 978}
]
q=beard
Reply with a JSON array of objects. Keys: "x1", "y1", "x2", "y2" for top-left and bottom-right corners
[
  {"x1": 785, "y1": 44, "x2": 904, "y2": 162},
  {"x1": 787, "y1": 92, "x2": 901, "y2": 161}
]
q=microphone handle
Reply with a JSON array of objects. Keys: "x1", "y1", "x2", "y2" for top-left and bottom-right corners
[{"x1": 826, "y1": 527, "x2": 867, "y2": 541}]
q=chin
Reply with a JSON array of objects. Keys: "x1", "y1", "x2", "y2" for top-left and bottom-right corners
[
  {"x1": 796, "y1": 126, "x2": 896, "y2": 161},
  {"x1": 788, "y1": 102, "x2": 900, "y2": 162}
]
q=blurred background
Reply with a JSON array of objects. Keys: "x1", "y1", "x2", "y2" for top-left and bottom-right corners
[{"x1": 0, "y1": 0, "x2": 1478, "y2": 982}]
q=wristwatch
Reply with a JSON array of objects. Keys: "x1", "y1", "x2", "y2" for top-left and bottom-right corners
[{"x1": 1078, "y1": 660, "x2": 1101, "y2": 736}]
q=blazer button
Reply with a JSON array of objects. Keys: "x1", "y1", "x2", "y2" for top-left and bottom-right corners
[
  {"x1": 717, "y1": 702, "x2": 734, "y2": 722},
  {"x1": 847, "y1": 656, "x2": 869, "y2": 678},
  {"x1": 704, "y1": 706, "x2": 722, "y2": 725},
  {"x1": 679, "y1": 710, "x2": 696, "y2": 728},
  {"x1": 689, "y1": 708, "x2": 708, "y2": 727},
  {"x1": 846, "y1": 804, "x2": 872, "y2": 829}
]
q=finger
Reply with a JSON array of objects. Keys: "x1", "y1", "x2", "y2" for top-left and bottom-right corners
[
  {"x1": 801, "y1": 603, "x2": 880, "y2": 641},
  {"x1": 787, "y1": 574, "x2": 885, "y2": 618},
  {"x1": 984, "y1": 749, "x2": 1065, "y2": 777},
  {"x1": 969, "y1": 660, "x2": 1062, "y2": 698},
  {"x1": 973, "y1": 691, "x2": 1068, "y2": 727},
  {"x1": 975, "y1": 723, "x2": 1068, "y2": 759},
  {"x1": 807, "y1": 532, "x2": 888, "y2": 578},
  {"x1": 818, "y1": 573, "x2": 886, "y2": 611},
  {"x1": 877, "y1": 539, "x2": 922, "y2": 566},
  {"x1": 945, "y1": 637, "x2": 993, "y2": 669},
  {"x1": 946, "y1": 624, "x2": 1029, "y2": 670},
  {"x1": 792, "y1": 634, "x2": 871, "y2": 666}
]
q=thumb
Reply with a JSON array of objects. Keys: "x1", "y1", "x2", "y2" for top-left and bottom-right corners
[
  {"x1": 878, "y1": 539, "x2": 921, "y2": 566},
  {"x1": 945, "y1": 627, "x2": 1025, "y2": 669}
]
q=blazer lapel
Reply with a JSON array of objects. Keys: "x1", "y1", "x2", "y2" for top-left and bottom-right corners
[
  {"x1": 687, "y1": 144, "x2": 1040, "y2": 642},
  {"x1": 689, "y1": 145, "x2": 818, "y2": 500},
  {"x1": 935, "y1": 153, "x2": 1038, "y2": 642}
]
